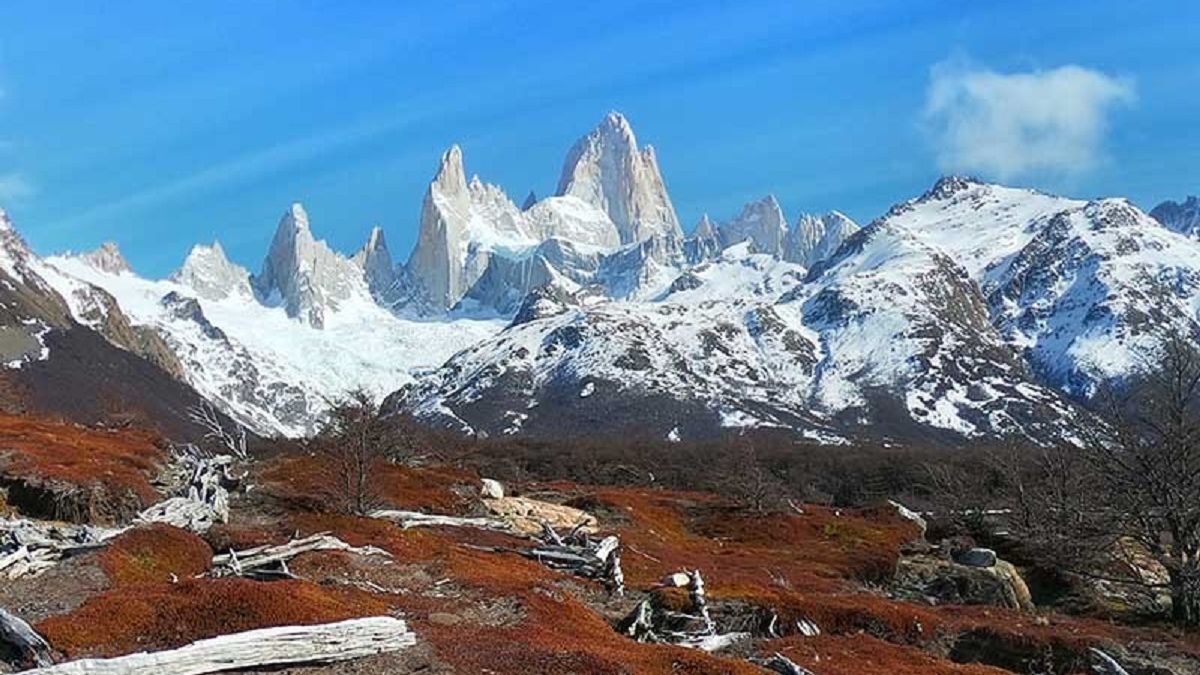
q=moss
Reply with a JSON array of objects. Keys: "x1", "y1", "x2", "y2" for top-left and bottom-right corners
[
  {"x1": 98, "y1": 524, "x2": 213, "y2": 587},
  {"x1": 37, "y1": 578, "x2": 389, "y2": 658}
]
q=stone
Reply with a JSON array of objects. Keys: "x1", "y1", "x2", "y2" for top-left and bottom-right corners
[
  {"x1": 955, "y1": 548, "x2": 997, "y2": 568},
  {"x1": 482, "y1": 496, "x2": 597, "y2": 536},
  {"x1": 479, "y1": 478, "x2": 504, "y2": 500}
]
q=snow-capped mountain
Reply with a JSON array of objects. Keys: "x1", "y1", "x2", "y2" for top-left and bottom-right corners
[
  {"x1": 1152, "y1": 196, "x2": 1200, "y2": 238},
  {"x1": 389, "y1": 224, "x2": 1080, "y2": 444},
  {"x1": 0, "y1": 210, "x2": 238, "y2": 437},
  {"x1": 42, "y1": 208, "x2": 505, "y2": 437},
  {"x1": 390, "y1": 173, "x2": 1200, "y2": 444},
  {"x1": 882, "y1": 177, "x2": 1200, "y2": 397},
  {"x1": 253, "y1": 203, "x2": 373, "y2": 328},
  {"x1": 12, "y1": 111, "x2": 1200, "y2": 446}
]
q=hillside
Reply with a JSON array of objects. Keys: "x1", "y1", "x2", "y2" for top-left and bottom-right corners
[{"x1": 1, "y1": 414, "x2": 1198, "y2": 674}]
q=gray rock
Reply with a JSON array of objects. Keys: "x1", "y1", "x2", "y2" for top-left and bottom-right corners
[{"x1": 956, "y1": 547, "x2": 998, "y2": 568}]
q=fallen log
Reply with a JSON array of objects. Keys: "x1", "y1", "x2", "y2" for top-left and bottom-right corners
[
  {"x1": 0, "y1": 607, "x2": 52, "y2": 668},
  {"x1": 368, "y1": 509, "x2": 511, "y2": 532},
  {"x1": 211, "y1": 533, "x2": 390, "y2": 578},
  {"x1": 22, "y1": 616, "x2": 416, "y2": 675},
  {"x1": 0, "y1": 518, "x2": 124, "y2": 580}
]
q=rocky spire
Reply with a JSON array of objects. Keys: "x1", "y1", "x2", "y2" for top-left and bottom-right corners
[
  {"x1": 719, "y1": 196, "x2": 787, "y2": 256},
  {"x1": 555, "y1": 111, "x2": 682, "y2": 245},
  {"x1": 406, "y1": 146, "x2": 487, "y2": 310},
  {"x1": 521, "y1": 190, "x2": 538, "y2": 211},
  {"x1": 352, "y1": 225, "x2": 398, "y2": 303},
  {"x1": 684, "y1": 214, "x2": 722, "y2": 263},
  {"x1": 81, "y1": 242, "x2": 132, "y2": 275},
  {"x1": 253, "y1": 202, "x2": 367, "y2": 328},
  {"x1": 172, "y1": 240, "x2": 252, "y2": 300},
  {"x1": 785, "y1": 211, "x2": 860, "y2": 268}
]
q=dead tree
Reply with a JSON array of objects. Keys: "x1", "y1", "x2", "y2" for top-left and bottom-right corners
[{"x1": 187, "y1": 402, "x2": 248, "y2": 460}]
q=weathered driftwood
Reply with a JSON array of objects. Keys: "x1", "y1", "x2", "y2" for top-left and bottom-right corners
[
  {"x1": 211, "y1": 533, "x2": 389, "y2": 578},
  {"x1": 521, "y1": 525, "x2": 625, "y2": 595},
  {"x1": 23, "y1": 616, "x2": 416, "y2": 675},
  {"x1": 674, "y1": 632, "x2": 750, "y2": 652},
  {"x1": 1089, "y1": 648, "x2": 1131, "y2": 675},
  {"x1": 138, "y1": 450, "x2": 239, "y2": 533},
  {"x1": 0, "y1": 518, "x2": 124, "y2": 580},
  {"x1": 623, "y1": 569, "x2": 743, "y2": 651},
  {"x1": 369, "y1": 509, "x2": 511, "y2": 532},
  {"x1": 0, "y1": 607, "x2": 52, "y2": 668}
]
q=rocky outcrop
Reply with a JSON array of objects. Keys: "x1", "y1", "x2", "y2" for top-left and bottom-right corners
[
  {"x1": 556, "y1": 112, "x2": 682, "y2": 246},
  {"x1": 253, "y1": 203, "x2": 369, "y2": 328},
  {"x1": 685, "y1": 214, "x2": 722, "y2": 263},
  {"x1": 893, "y1": 554, "x2": 1034, "y2": 611},
  {"x1": 79, "y1": 242, "x2": 132, "y2": 275},
  {"x1": 171, "y1": 242, "x2": 253, "y2": 301}
]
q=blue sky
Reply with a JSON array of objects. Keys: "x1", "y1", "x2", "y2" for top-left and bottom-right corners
[{"x1": 0, "y1": 1, "x2": 1196, "y2": 277}]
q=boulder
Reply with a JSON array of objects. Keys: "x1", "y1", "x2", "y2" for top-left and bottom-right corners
[
  {"x1": 893, "y1": 554, "x2": 1034, "y2": 611},
  {"x1": 480, "y1": 478, "x2": 505, "y2": 500},
  {"x1": 955, "y1": 547, "x2": 998, "y2": 568},
  {"x1": 483, "y1": 496, "x2": 597, "y2": 536}
]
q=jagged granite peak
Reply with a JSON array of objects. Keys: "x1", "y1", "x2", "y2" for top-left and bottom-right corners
[
  {"x1": 351, "y1": 225, "x2": 398, "y2": 303},
  {"x1": 719, "y1": 195, "x2": 788, "y2": 255},
  {"x1": 171, "y1": 240, "x2": 253, "y2": 300},
  {"x1": 521, "y1": 190, "x2": 538, "y2": 211},
  {"x1": 785, "y1": 211, "x2": 860, "y2": 268},
  {"x1": 81, "y1": 242, "x2": 132, "y2": 275},
  {"x1": 555, "y1": 111, "x2": 682, "y2": 245},
  {"x1": 1152, "y1": 196, "x2": 1200, "y2": 237},
  {"x1": 253, "y1": 202, "x2": 369, "y2": 328},
  {"x1": 684, "y1": 214, "x2": 722, "y2": 263},
  {"x1": 407, "y1": 145, "x2": 533, "y2": 310}
]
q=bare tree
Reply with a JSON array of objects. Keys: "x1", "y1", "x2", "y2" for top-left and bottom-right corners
[
  {"x1": 992, "y1": 329, "x2": 1200, "y2": 625},
  {"x1": 721, "y1": 440, "x2": 788, "y2": 513},
  {"x1": 316, "y1": 389, "x2": 397, "y2": 516},
  {"x1": 188, "y1": 402, "x2": 248, "y2": 460}
]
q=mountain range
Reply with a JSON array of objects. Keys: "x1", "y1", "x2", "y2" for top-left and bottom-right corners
[{"x1": 1, "y1": 112, "x2": 1197, "y2": 446}]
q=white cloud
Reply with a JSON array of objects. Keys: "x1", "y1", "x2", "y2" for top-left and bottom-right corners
[
  {"x1": 924, "y1": 58, "x2": 1134, "y2": 180},
  {"x1": 0, "y1": 173, "x2": 33, "y2": 202}
]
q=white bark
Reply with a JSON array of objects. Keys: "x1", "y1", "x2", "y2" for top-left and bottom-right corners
[
  {"x1": 211, "y1": 533, "x2": 389, "y2": 577},
  {"x1": 368, "y1": 509, "x2": 511, "y2": 532},
  {"x1": 0, "y1": 518, "x2": 124, "y2": 580},
  {"x1": 0, "y1": 607, "x2": 52, "y2": 667},
  {"x1": 23, "y1": 617, "x2": 416, "y2": 675}
]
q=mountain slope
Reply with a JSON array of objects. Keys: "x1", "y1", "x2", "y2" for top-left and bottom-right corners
[
  {"x1": 47, "y1": 219, "x2": 505, "y2": 437},
  {"x1": 390, "y1": 236, "x2": 1080, "y2": 444},
  {"x1": 0, "y1": 211, "x2": 236, "y2": 438}
]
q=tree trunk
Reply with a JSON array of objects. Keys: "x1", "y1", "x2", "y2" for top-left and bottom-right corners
[{"x1": 1171, "y1": 567, "x2": 1200, "y2": 626}]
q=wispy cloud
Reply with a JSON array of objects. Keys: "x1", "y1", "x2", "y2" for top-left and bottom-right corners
[
  {"x1": 0, "y1": 173, "x2": 34, "y2": 202},
  {"x1": 924, "y1": 58, "x2": 1135, "y2": 180}
]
